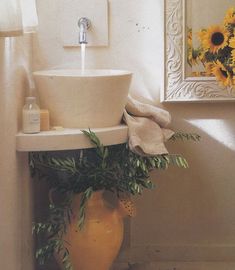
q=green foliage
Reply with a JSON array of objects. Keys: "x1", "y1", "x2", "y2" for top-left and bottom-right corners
[
  {"x1": 30, "y1": 129, "x2": 200, "y2": 269},
  {"x1": 77, "y1": 187, "x2": 93, "y2": 230},
  {"x1": 170, "y1": 131, "x2": 201, "y2": 142},
  {"x1": 32, "y1": 194, "x2": 73, "y2": 269}
]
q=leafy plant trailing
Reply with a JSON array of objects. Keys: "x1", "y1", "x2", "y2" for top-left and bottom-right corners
[{"x1": 30, "y1": 129, "x2": 200, "y2": 270}]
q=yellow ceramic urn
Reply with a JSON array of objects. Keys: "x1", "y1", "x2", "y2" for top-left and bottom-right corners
[{"x1": 61, "y1": 191, "x2": 135, "y2": 270}]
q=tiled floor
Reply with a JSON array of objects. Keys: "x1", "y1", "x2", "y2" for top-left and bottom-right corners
[{"x1": 112, "y1": 262, "x2": 235, "y2": 270}]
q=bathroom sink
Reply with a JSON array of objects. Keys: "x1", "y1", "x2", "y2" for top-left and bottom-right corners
[{"x1": 33, "y1": 69, "x2": 132, "y2": 128}]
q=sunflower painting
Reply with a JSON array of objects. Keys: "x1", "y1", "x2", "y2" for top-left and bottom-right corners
[
  {"x1": 198, "y1": 26, "x2": 229, "y2": 54},
  {"x1": 187, "y1": 7, "x2": 235, "y2": 87}
]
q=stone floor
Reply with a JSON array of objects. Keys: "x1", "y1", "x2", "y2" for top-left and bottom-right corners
[{"x1": 112, "y1": 262, "x2": 235, "y2": 270}]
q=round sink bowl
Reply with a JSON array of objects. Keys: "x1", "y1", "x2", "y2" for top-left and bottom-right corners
[{"x1": 33, "y1": 69, "x2": 132, "y2": 128}]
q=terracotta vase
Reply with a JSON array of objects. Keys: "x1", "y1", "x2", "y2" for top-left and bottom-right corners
[{"x1": 60, "y1": 191, "x2": 135, "y2": 270}]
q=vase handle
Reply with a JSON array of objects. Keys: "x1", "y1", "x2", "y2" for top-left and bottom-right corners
[{"x1": 118, "y1": 194, "x2": 137, "y2": 218}]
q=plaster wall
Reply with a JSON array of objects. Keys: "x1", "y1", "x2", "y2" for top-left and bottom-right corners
[
  {"x1": 33, "y1": 0, "x2": 235, "y2": 264},
  {"x1": 0, "y1": 35, "x2": 34, "y2": 270}
]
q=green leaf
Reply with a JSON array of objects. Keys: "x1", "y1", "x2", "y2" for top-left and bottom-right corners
[
  {"x1": 30, "y1": 129, "x2": 199, "y2": 269},
  {"x1": 78, "y1": 187, "x2": 93, "y2": 230},
  {"x1": 170, "y1": 132, "x2": 201, "y2": 142}
]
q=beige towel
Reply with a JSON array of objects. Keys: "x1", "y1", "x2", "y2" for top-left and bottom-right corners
[
  {"x1": 123, "y1": 96, "x2": 174, "y2": 156},
  {"x1": 126, "y1": 95, "x2": 172, "y2": 128}
]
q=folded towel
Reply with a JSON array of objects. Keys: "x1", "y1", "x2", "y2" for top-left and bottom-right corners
[
  {"x1": 125, "y1": 95, "x2": 172, "y2": 128},
  {"x1": 123, "y1": 96, "x2": 174, "y2": 156}
]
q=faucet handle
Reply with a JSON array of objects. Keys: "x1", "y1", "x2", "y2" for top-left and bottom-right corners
[
  {"x1": 78, "y1": 17, "x2": 91, "y2": 30},
  {"x1": 78, "y1": 17, "x2": 91, "y2": 44}
]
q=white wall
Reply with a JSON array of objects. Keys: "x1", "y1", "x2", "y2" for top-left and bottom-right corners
[
  {"x1": 33, "y1": 0, "x2": 235, "y2": 264},
  {"x1": 130, "y1": 103, "x2": 235, "y2": 262},
  {"x1": 0, "y1": 35, "x2": 34, "y2": 270}
]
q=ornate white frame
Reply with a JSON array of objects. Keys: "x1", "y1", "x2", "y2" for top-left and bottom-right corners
[{"x1": 162, "y1": 0, "x2": 235, "y2": 102}]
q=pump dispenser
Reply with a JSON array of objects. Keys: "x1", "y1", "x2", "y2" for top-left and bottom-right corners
[{"x1": 22, "y1": 97, "x2": 40, "y2": 133}]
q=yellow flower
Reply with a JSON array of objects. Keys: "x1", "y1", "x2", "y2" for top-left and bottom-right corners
[
  {"x1": 187, "y1": 28, "x2": 205, "y2": 67},
  {"x1": 198, "y1": 29, "x2": 207, "y2": 45},
  {"x1": 212, "y1": 61, "x2": 232, "y2": 87},
  {"x1": 198, "y1": 26, "x2": 229, "y2": 53},
  {"x1": 233, "y1": 68, "x2": 235, "y2": 87},
  {"x1": 187, "y1": 28, "x2": 194, "y2": 66},
  {"x1": 192, "y1": 71, "x2": 202, "y2": 77},
  {"x1": 232, "y1": 49, "x2": 235, "y2": 63},
  {"x1": 187, "y1": 29, "x2": 192, "y2": 47},
  {"x1": 229, "y1": 37, "x2": 235, "y2": 49},
  {"x1": 205, "y1": 62, "x2": 215, "y2": 76},
  {"x1": 224, "y1": 7, "x2": 235, "y2": 25}
]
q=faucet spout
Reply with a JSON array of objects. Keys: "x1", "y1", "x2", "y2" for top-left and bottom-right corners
[{"x1": 78, "y1": 17, "x2": 91, "y2": 44}]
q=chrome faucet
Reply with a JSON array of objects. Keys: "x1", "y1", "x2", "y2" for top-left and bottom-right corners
[{"x1": 78, "y1": 17, "x2": 91, "y2": 44}]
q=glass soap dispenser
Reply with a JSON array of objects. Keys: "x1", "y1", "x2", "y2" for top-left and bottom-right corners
[{"x1": 22, "y1": 97, "x2": 40, "y2": 134}]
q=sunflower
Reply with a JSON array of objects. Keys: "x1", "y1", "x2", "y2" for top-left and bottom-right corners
[
  {"x1": 198, "y1": 26, "x2": 229, "y2": 53},
  {"x1": 233, "y1": 68, "x2": 235, "y2": 87},
  {"x1": 192, "y1": 49, "x2": 204, "y2": 65},
  {"x1": 187, "y1": 28, "x2": 192, "y2": 47},
  {"x1": 224, "y1": 7, "x2": 235, "y2": 25},
  {"x1": 212, "y1": 60, "x2": 232, "y2": 87},
  {"x1": 232, "y1": 49, "x2": 235, "y2": 63},
  {"x1": 187, "y1": 28, "x2": 194, "y2": 66},
  {"x1": 229, "y1": 37, "x2": 235, "y2": 48},
  {"x1": 205, "y1": 62, "x2": 215, "y2": 76}
]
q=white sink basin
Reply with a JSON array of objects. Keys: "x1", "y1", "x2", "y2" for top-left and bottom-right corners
[{"x1": 33, "y1": 69, "x2": 132, "y2": 128}]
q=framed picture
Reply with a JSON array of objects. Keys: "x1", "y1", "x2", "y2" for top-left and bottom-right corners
[{"x1": 162, "y1": 0, "x2": 235, "y2": 102}]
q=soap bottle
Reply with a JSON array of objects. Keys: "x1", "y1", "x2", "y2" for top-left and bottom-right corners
[{"x1": 22, "y1": 97, "x2": 40, "y2": 134}]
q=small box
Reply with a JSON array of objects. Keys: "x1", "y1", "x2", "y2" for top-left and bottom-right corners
[{"x1": 40, "y1": 109, "x2": 50, "y2": 131}]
